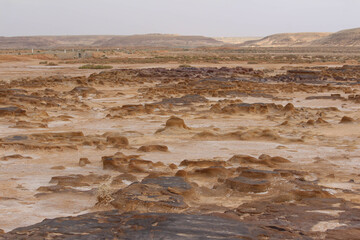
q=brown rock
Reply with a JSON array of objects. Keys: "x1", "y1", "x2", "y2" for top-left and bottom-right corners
[
  {"x1": 111, "y1": 179, "x2": 190, "y2": 212},
  {"x1": 239, "y1": 169, "x2": 280, "y2": 179},
  {"x1": 102, "y1": 153, "x2": 145, "y2": 172},
  {"x1": 306, "y1": 120, "x2": 315, "y2": 125},
  {"x1": 175, "y1": 170, "x2": 188, "y2": 177},
  {"x1": 165, "y1": 116, "x2": 189, "y2": 129},
  {"x1": 228, "y1": 154, "x2": 290, "y2": 168},
  {"x1": 51, "y1": 166, "x2": 66, "y2": 170},
  {"x1": 49, "y1": 174, "x2": 109, "y2": 187},
  {"x1": 102, "y1": 156, "x2": 128, "y2": 171},
  {"x1": 180, "y1": 159, "x2": 227, "y2": 168},
  {"x1": 228, "y1": 155, "x2": 258, "y2": 165},
  {"x1": 225, "y1": 176, "x2": 270, "y2": 193},
  {"x1": 268, "y1": 156, "x2": 291, "y2": 164},
  {"x1": 193, "y1": 166, "x2": 230, "y2": 178},
  {"x1": 258, "y1": 154, "x2": 271, "y2": 160},
  {"x1": 280, "y1": 120, "x2": 289, "y2": 126},
  {"x1": 283, "y1": 103, "x2": 295, "y2": 112},
  {"x1": 0, "y1": 154, "x2": 32, "y2": 161},
  {"x1": 113, "y1": 173, "x2": 138, "y2": 182},
  {"x1": 169, "y1": 163, "x2": 178, "y2": 170},
  {"x1": 144, "y1": 172, "x2": 173, "y2": 179},
  {"x1": 316, "y1": 117, "x2": 328, "y2": 124},
  {"x1": 0, "y1": 106, "x2": 26, "y2": 117},
  {"x1": 138, "y1": 145, "x2": 168, "y2": 152},
  {"x1": 79, "y1": 158, "x2": 90, "y2": 167},
  {"x1": 103, "y1": 132, "x2": 129, "y2": 147},
  {"x1": 340, "y1": 116, "x2": 354, "y2": 124}
]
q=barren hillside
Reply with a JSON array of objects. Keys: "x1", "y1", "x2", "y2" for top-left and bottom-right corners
[
  {"x1": 95, "y1": 34, "x2": 223, "y2": 47},
  {"x1": 240, "y1": 32, "x2": 330, "y2": 47},
  {"x1": 0, "y1": 34, "x2": 222, "y2": 49},
  {"x1": 214, "y1": 37, "x2": 262, "y2": 44},
  {"x1": 310, "y1": 28, "x2": 360, "y2": 46}
]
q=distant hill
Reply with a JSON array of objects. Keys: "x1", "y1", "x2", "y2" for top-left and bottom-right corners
[
  {"x1": 214, "y1": 37, "x2": 262, "y2": 44},
  {"x1": 0, "y1": 36, "x2": 114, "y2": 49},
  {"x1": 0, "y1": 34, "x2": 223, "y2": 49},
  {"x1": 2, "y1": 27, "x2": 360, "y2": 49},
  {"x1": 240, "y1": 32, "x2": 330, "y2": 47},
  {"x1": 310, "y1": 28, "x2": 360, "y2": 46},
  {"x1": 94, "y1": 34, "x2": 222, "y2": 48}
]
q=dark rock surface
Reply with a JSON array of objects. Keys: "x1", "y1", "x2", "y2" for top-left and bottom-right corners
[
  {"x1": 141, "y1": 176, "x2": 192, "y2": 192},
  {"x1": 0, "y1": 106, "x2": 26, "y2": 116},
  {"x1": 111, "y1": 182, "x2": 189, "y2": 212},
  {"x1": 159, "y1": 94, "x2": 208, "y2": 105},
  {"x1": 1, "y1": 211, "x2": 308, "y2": 239},
  {"x1": 234, "y1": 197, "x2": 360, "y2": 239}
]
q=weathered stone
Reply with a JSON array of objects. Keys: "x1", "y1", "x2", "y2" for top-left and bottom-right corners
[
  {"x1": 141, "y1": 176, "x2": 192, "y2": 193},
  {"x1": 111, "y1": 182, "x2": 188, "y2": 212},
  {"x1": 79, "y1": 157, "x2": 90, "y2": 167},
  {"x1": 1, "y1": 212, "x2": 279, "y2": 239},
  {"x1": 239, "y1": 169, "x2": 280, "y2": 179},
  {"x1": 137, "y1": 144, "x2": 168, "y2": 152},
  {"x1": 0, "y1": 106, "x2": 26, "y2": 117},
  {"x1": 225, "y1": 176, "x2": 270, "y2": 193},
  {"x1": 165, "y1": 116, "x2": 189, "y2": 129},
  {"x1": 340, "y1": 116, "x2": 354, "y2": 124},
  {"x1": 104, "y1": 132, "x2": 129, "y2": 147}
]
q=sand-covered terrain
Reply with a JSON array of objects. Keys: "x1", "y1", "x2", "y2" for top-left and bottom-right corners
[{"x1": 1, "y1": 50, "x2": 360, "y2": 239}]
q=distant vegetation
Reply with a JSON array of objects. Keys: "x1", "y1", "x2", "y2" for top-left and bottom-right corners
[
  {"x1": 79, "y1": 64, "x2": 113, "y2": 69},
  {"x1": 46, "y1": 62, "x2": 58, "y2": 66},
  {"x1": 39, "y1": 61, "x2": 47, "y2": 64}
]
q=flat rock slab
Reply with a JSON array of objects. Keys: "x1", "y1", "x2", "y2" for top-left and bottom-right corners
[
  {"x1": 111, "y1": 182, "x2": 189, "y2": 211},
  {"x1": 239, "y1": 169, "x2": 280, "y2": 179},
  {"x1": 236, "y1": 197, "x2": 360, "y2": 238},
  {"x1": 1, "y1": 211, "x2": 278, "y2": 239},
  {"x1": 0, "y1": 106, "x2": 26, "y2": 116},
  {"x1": 141, "y1": 176, "x2": 192, "y2": 191}
]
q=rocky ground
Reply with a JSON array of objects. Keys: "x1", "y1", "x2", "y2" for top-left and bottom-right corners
[{"x1": 1, "y1": 65, "x2": 360, "y2": 239}]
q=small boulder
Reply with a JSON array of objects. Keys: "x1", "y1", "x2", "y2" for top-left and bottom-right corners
[
  {"x1": 79, "y1": 158, "x2": 90, "y2": 167},
  {"x1": 103, "y1": 132, "x2": 129, "y2": 147},
  {"x1": 340, "y1": 116, "x2": 354, "y2": 124},
  {"x1": 225, "y1": 176, "x2": 270, "y2": 193},
  {"x1": 165, "y1": 116, "x2": 189, "y2": 129},
  {"x1": 137, "y1": 145, "x2": 168, "y2": 152},
  {"x1": 283, "y1": 103, "x2": 295, "y2": 112}
]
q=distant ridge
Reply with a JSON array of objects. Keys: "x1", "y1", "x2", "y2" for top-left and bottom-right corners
[
  {"x1": 214, "y1": 37, "x2": 262, "y2": 44},
  {"x1": 240, "y1": 32, "x2": 330, "y2": 47},
  {"x1": 1, "y1": 27, "x2": 360, "y2": 49},
  {"x1": 0, "y1": 34, "x2": 223, "y2": 49},
  {"x1": 310, "y1": 28, "x2": 360, "y2": 46},
  {"x1": 93, "y1": 34, "x2": 222, "y2": 48}
]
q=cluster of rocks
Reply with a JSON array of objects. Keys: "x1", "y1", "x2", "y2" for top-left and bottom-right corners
[
  {"x1": 3, "y1": 147, "x2": 359, "y2": 239},
  {"x1": 273, "y1": 65, "x2": 360, "y2": 83},
  {"x1": 0, "y1": 131, "x2": 129, "y2": 150},
  {"x1": 1, "y1": 65, "x2": 360, "y2": 239}
]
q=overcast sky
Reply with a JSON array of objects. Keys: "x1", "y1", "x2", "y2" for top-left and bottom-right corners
[{"x1": 1, "y1": 0, "x2": 359, "y2": 37}]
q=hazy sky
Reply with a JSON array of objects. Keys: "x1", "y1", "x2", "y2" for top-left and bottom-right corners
[{"x1": 1, "y1": 0, "x2": 359, "y2": 37}]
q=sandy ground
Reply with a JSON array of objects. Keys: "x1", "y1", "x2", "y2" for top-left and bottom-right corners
[
  {"x1": 1, "y1": 59, "x2": 360, "y2": 237},
  {"x1": 0, "y1": 58, "x2": 344, "y2": 82}
]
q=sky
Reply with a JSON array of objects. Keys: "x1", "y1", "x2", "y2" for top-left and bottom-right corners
[{"x1": 0, "y1": 0, "x2": 359, "y2": 37}]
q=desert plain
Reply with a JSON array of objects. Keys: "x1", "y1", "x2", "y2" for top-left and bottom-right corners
[{"x1": 1, "y1": 35, "x2": 360, "y2": 239}]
